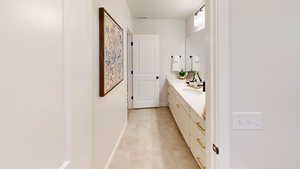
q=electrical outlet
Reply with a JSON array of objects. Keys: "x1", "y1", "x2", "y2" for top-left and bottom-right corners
[{"x1": 232, "y1": 112, "x2": 264, "y2": 130}]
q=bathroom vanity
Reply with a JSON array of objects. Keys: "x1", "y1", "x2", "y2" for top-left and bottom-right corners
[{"x1": 167, "y1": 77, "x2": 207, "y2": 169}]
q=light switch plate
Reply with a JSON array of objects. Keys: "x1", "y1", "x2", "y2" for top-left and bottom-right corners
[{"x1": 232, "y1": 112, "x2": 264, "y2": 130}]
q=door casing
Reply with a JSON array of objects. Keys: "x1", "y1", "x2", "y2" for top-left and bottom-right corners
[
  {"x1": 127, "y1": 29, "x2": 134, "y2": 109},
  {"x1": 209, "y1": 0, "x2": 231, "y2": 169}
]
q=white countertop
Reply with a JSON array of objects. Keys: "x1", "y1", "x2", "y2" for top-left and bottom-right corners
[{"x1": 167, "y1": 77, "x2": 206, "y2": 119}]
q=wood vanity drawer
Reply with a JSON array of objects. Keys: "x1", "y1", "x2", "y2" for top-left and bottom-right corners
[
  {"x1": 168, "y1": 95, "x2": 175, "y2": 110},
  {"x1": 191, "y1": 122, "x2": 206, "y2": 144},
  {"x1": 168, "y1": 87, "x2": 175, "y2": 100},
  {"x1": 178, "y1": 97, "x2": 191, "y2": 115},
  {"x1": 174, "y1": 99, "x2": 190, "y2": 141},
  {"x1": 168, "y1": 87, "x2": 177, "y2": 114},
  {"x1": 191, "y1": 122, "x2": 207, "y2": 169},
  {"x1": 190, "y1": 107, "x2": 206, "y2": 122},
  {"x1": 168, "y1": 86, "x2": 191, "y2": 147},
  {"x1": 170, "y1": 101, "x2": 180, "y2": 124},
  {"x1": 190, "y1": 115, "x2": 206, "y2": 137},
  {"x1": 168, "y1": 92, "x2": 175, "y2": 106},
  {"x1": 191, "y1": 138, "x2": 207, "y2": 169},
  {"x1": 168, "y1": 85, "x2": 179, "y2": 98},
  {"x1": 170, "y1": 88, "x2": 192, "y2": 117},
  {"x1": 167, "y1": 86, "x2": 173, "y2": 96},
  {"x1": 169, "y1": 100, "x2": 176, "y2": 115},
  {"x1": 168, "y1": 86, "x2": 189, "y2": 116},
  {"x1": 169, "y1": 96, "x2": 183, "y2": 126},
  {"x1": 195, "y1": 156, "x2": 207, "y2": 169}
]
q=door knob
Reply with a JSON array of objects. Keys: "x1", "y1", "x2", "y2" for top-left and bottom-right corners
[{"x1": 156, "y1": 76, "x2": 159, "y2": 80}]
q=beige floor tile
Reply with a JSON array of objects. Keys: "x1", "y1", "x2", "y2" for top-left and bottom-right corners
[{"x1": 108, "y1": 107, "x2": 200, "y2": 169}]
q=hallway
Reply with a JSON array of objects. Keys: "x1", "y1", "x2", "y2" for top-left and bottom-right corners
[{"x1": 108, "y1": 108, "x2": 200, "y2": 169}]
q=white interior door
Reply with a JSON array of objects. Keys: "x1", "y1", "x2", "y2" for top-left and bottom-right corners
[{"x1": 133, "y1": 35, "x2": 160, "y2": 108}]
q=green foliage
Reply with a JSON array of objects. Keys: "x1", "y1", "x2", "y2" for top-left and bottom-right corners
[{"x1": 179, "y1": 71, "x2": 187, "y2": 77}]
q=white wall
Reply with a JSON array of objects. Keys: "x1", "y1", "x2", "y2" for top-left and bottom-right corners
[
  {"x1": 185, "y1": 3, "x2": 210, "y2": 80},
  {"x1": 228, "y1": 0, "x2": 300, "y2": 169},
  {"x1": 0, "y1": 0, "x2": 65, "y2": 168},
  {"x1": 0, "y1": 0, "x2": 132, "y2": 168},
  {"x1": 64, "y1": 0, "x2": 94, "y2": 168},
  {"x1": 93, "y1": 0, "x2": 133, "y2": 169},
  {"x1": 133, "y1": 19, "x2": 186, "y2": 106},
  {"x1": 0, "y1": 0, "x2": 96, "y2": 168}
]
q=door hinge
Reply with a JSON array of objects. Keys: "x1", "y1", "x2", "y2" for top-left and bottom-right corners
[
  {"x1": 213, "y1": 144, "x2": 220, "y2": 155},
  {"x1": 131, "y1": 96, "x2": 133, "y2": 100},
  {"x1": 131, "y1": 42, "x2": 133, "y2": 46},
  {"x1": 131, "y1": 70, "x2": 133, "y2": 75}
]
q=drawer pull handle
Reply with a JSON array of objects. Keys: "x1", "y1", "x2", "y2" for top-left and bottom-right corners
[
  {"x1": 196, "y1": 157, "x2": 206, "y2": 169},
  {"x1": 196, "y1": 122, "x2": 206, "y2": 134},
  {"x1": 197, "y1": 138, "x2": 206, "y2": 150}
]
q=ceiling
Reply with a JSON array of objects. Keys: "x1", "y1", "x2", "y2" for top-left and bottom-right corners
[{"x1": 127, "y1": 0, "x2": 204, "y2": 19}]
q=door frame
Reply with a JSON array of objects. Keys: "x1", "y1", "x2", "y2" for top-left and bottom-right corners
[
  {"x1": 209, "y1": 0, "x2": 231, "y2": 168},
  {"x1": 127, "y1": 28, "x2": 134, "y2": 109}
]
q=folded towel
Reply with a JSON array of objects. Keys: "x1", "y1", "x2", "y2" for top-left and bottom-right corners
[
  {"x1": 172, "y1": 55, "x2": 183, "y2": 71},
  {"x1": 194, "y1": 55, "x2": 200, "y2": 62},
  {"x1": 192, "y1": 56, "x2": 200, "y2": 71}
]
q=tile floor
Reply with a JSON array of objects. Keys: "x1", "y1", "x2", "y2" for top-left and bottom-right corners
[{"x1": 108, "y1": 107, "x2": 200, "y2": 169}]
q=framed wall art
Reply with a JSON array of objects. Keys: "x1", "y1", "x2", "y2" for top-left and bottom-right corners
[{"x1": 99, "y1": 8, "x2": 124, "y2": 97}]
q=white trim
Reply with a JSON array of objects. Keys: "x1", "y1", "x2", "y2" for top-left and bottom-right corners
[
  {"x1": 63, "y1": 0, "x2": 72, "y2": 162},
  {"x1": 103, "y1": 122, "x2": 128, "y2": 169},
  {"x1": 211, "y1": 0, "x2": 231, "y2": 168},
  {"x1": 127, "y1": 28, "x2": 134, "y2": 109},
  {"x1": 207, "y1": 0, "x2": 216, "y2": 168},
  {"x1": 57, "y1": 161, "x2": 70, "y2": 169}
]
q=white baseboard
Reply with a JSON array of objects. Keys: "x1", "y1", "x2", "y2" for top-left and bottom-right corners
[{"x1": 103, "y1": 122, "x2": 128, "y2": 169}]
